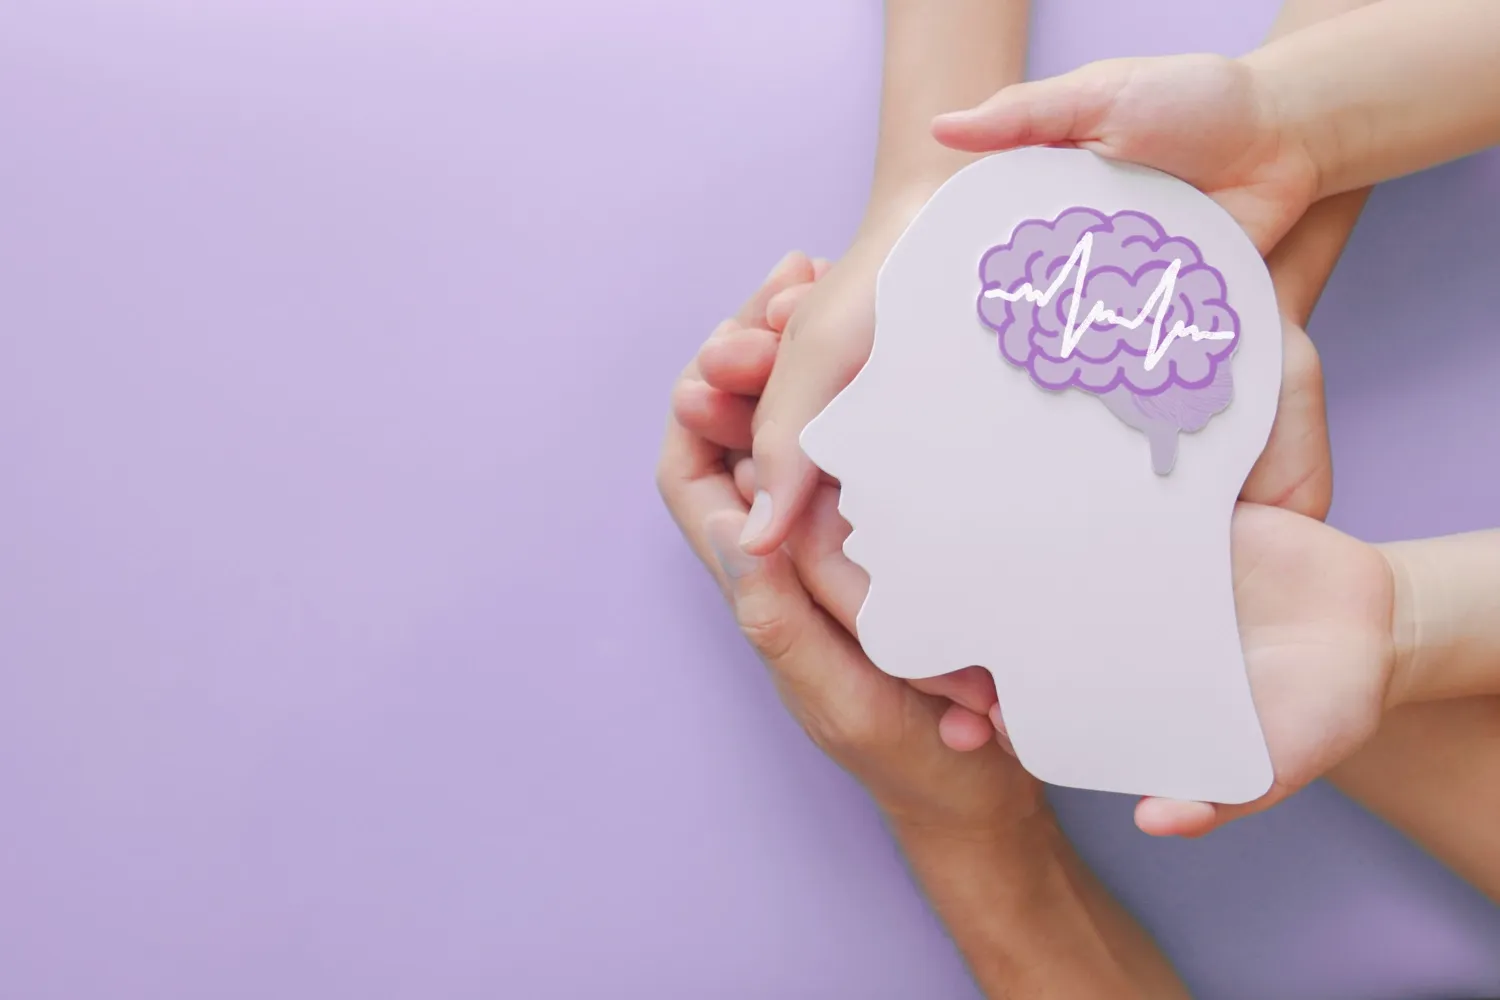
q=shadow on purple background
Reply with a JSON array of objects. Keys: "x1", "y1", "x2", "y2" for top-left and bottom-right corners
[{"x1": 0, "y1": 1, "x2": 1496, "y2": 998}]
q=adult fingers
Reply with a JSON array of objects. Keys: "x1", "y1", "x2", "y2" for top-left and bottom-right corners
[
  {"x1": 705, "y1": 511, "x2": 871, "y2": 703},
  {"x1": 656, "y1": 399, "x2": 750, "y2": 598},
  {"x1": 910, "y1": 667, "x2": 1000, "y2": 718},
  {"x1": 787, "y1": 486, "x2": 1003, "y2": 725}
]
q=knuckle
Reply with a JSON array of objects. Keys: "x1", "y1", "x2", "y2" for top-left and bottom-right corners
[
  {"x1": 815, "y1": 707, "x2": 886, "y2": 755},
  {"x1": 735, "y1": 602, "x2": 800, "y2": 665}
]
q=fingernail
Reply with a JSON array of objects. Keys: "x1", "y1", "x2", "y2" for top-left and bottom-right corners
[
  {"x1": 740, "y1": 490, "x2": 773, "y2": 548},
  {"x1": 710, "y1": 531, "x2": 761, "y2": 580}
]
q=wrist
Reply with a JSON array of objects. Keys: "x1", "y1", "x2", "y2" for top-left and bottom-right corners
[
  {"x1": 891, "y1": 809, "x2": 1173, "y2": 997},
  {"x1": 1238, "y1": 44, "x2": 1337, "y2": 204},
  {"x1": 893, "y1": 814, "x2": 1112, "y2": 978},
  {"x1": 1380, "y1": 540, "x2": 1429, "y2": 708},
  {"x1": 858, "y1": 174, "x2": 951, "y2": 247},
  {"x1": 1377, "y1": 532, "x2": 1500, "y2": 705}
]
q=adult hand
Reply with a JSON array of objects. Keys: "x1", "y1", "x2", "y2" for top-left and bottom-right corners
[
  {"x1": 684, "y1": 252, "x2": 1398, "y2": 839},
  {"x1": 661, "y1": 253, "x2": 1041, "y2": 831}
]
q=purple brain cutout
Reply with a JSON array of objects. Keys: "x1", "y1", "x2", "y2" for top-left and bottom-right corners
[{"x1": 976, "y1": 207, "x2": 1241, "y2": 475}]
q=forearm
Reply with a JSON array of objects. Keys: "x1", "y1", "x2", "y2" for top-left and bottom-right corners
[
  {"x1": 1244, "y1": 0, "x2": 1500, "y2": 199},
  {"x1": 866, "y1": 0, "x2": 1029, "y2": 221},
  {"x1": 1383, "y1": 530, "x2": 1500, "y2": 704},
  {"x1": 891, "y1": 816, "x2": 1189, "y2": 998},
  {"x1": 1257, "y1": 0, "x2": 1378, "y2": 318}
]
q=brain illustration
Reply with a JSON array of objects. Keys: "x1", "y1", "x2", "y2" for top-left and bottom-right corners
[{"x1": 976, "y1": 206, "x2": 1241, "y2": 474}]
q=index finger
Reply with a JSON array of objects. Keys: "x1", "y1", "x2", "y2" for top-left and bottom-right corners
[{"x1": 735, "y1": 252, "x2": 815, "y2": 329}]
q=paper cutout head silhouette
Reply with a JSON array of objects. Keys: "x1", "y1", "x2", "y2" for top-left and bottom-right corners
[{"x1": 800, "y1": 148, "x2": 1279, "y2": 804}]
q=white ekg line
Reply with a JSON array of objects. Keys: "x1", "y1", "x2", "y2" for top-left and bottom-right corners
[{"x1": 981, "y1": 232, "x2": 1232, "y2": 371}]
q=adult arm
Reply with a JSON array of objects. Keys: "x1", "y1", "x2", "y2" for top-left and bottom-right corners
[{"x1": 895, "y1": 821, "x2": 1189, "y2": 997}]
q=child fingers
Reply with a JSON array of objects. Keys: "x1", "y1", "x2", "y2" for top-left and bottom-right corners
[
  {"x1": 736, "y1": 252, "x2": 815, "y2": 329},
  {"x1": 766, "y1": 283, "x2": 816, "y2": 333},
  {"x1": 671, "y1": 378, "x2": 757, "y2": 451},
  {"x1": 698, "y1": 326, "x2": 779, "y2": 396}
]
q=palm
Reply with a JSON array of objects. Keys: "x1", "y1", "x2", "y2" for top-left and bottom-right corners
[
  {"x1": 1231, "y1": 503, "x2": 1395, "y2": 808},
  {"x1": 1074, "y1": 55, "x2": 1318, "y2": 251}
]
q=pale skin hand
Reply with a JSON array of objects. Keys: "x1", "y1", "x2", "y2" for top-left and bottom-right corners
[
  {"x1": 933, "y1": 0, "x2": 1500, "y2": 252},
  {"x1": 739, "y1": 0, "x2": 1030, "y2": 559},
  {"x1": 663, "y1": 258, "x2": 1191, "y2": 999},
  {"x1": 919, "y1": 0, "x2": 1500, "y2": 842}
]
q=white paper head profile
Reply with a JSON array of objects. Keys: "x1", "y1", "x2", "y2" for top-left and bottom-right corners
[{"x1": 801, "y1": 148, "x2": 1279, "y2": 803}]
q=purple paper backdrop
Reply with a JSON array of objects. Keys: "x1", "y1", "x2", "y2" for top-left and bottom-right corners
[{"x1": 1, "y1": 1, "x2": 1497, "y2": 998}]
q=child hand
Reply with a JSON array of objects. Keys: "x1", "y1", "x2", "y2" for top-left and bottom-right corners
[
  {"x1": 1133, "y1": 503, "x2": 1396, "y2": 836},
  {"x1": 735, "y1": 207, "x2": 926, "y2": 558},
  {"x1": 694, "y1": 266, "x2": 1394, "y2": 834},
  {"x1": 933, "y1": 54, "x2": 1319, "y2": 253}
]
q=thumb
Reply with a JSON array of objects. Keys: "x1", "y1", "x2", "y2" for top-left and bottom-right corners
[
  {"x1": 740, "y1": 307, "x2": 872, "y2": 557},
  {"x1": 932, "y1": 61, "x2": 1129, "y2": 153},
  {"x1": 1134, "y1": 779, "x2": 1294, "y2": 838}
]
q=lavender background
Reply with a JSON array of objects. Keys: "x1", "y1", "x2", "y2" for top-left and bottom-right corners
[{"x1": 1, "y1": 1, "x2": 1497, "y2": 998}]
